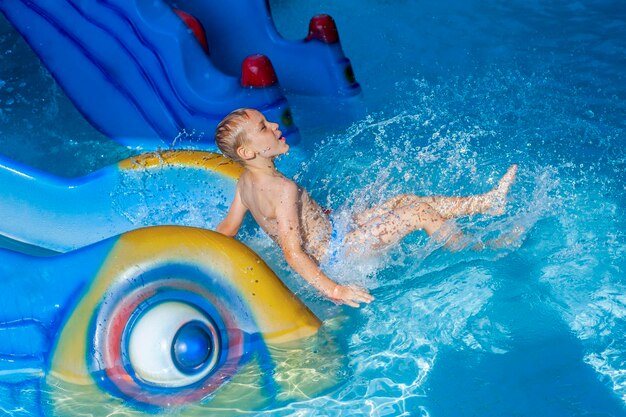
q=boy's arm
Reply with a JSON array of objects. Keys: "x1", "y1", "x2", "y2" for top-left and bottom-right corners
[
  {"x1": 216, "y1": 187, "x2": 248, "y2": 237},
  {"x1": 275, "y1": 182, "x2": 373, "y2": 308}
]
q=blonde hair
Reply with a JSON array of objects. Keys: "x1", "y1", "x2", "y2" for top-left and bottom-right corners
[{"x1": 215, "y1": 108, "x2": 251, "y2": 163}]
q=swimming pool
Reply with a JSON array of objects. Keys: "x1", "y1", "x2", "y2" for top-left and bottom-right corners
[{"x1": 2, "y1": 0, "x2": 626, "y2": 416}]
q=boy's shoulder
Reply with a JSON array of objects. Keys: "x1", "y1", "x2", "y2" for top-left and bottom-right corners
[
  {"x1": 238, "y1": 169, "x2": 298, "y2": 192},
  {"x1": 268, "y1": 174, "x2": 298, "y2": 195}
]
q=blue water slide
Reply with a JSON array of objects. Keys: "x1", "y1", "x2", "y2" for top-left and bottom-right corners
[
  {"x1": 0, "y1": 150, "x2": 243, "y2": 252},
  {"x1": 0, "y1": 0, "x2": 298, "y2": 149},
  {"x1": 0, "y1": 226, "x2": 337, "y2": 415},
  {"x1": 169, "y1": 0, "x2": 361, "y2": 97}
]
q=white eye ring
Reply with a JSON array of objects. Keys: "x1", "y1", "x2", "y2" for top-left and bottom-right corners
[{"x1": 127, "y1": 301, "x2": 220, "y2": 388}]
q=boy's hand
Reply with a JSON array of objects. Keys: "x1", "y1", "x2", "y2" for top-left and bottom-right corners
[{"x1": 329, "y1": 284, "x2": 374, "y2": 308}]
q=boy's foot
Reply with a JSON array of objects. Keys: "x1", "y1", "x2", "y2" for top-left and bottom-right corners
[{"x1": 487, "y1": 164, "x2": 518, "y2": 215}]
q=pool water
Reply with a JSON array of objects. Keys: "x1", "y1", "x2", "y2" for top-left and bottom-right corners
[{"x1": 2, "y1": 0, "x2": 626, "y2": 416}]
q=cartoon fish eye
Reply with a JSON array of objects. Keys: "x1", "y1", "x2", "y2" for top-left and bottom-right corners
[
  {"x1": 88, "y1": 278, "x2": 241, "y2": 405},
  {"x1": 125, "y1": 301, "x2": 221, "y2": 388}
]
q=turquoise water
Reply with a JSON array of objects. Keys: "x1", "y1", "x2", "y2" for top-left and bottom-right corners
[{"x1": 2, "y1": 0, "x2": 626, "y2": 416}]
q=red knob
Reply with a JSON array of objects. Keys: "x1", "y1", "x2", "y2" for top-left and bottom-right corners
[
  {"x1": 174, "y1": 9, "x2": 209, "y2": 53},
  {"x1": 241, "y1": 54, "x2": 278, "y2": 88},
  {"x1": 305, "y1": 14, "x2": 339, "y2": 44}
]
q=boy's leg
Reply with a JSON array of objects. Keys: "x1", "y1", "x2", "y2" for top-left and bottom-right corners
[
  {"x1": 345, "y1": 202, "x2": 465, "y2": 252},
  {"x1": 353, "y1": 194, "x2": 488, "y2": 225},
  {"x1": 353, "y1": 164, "x2": 517, "y2": 224}
]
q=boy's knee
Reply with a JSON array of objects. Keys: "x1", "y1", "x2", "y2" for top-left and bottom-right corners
[
  {"x1": 397, "y1": 201, "x2": 438, "y2": 225},
  {"x1": 393, "y1": 194, "x2": 417, "y2": 208}
]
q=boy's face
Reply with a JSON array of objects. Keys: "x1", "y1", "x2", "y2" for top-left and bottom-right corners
[{"x1": 240, "y1": 110, "x2": 289, "y2": 159}]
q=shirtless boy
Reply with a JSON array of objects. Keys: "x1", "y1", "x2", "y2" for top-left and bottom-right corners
[{"x1": 215, "y1": 108, "x2": 517, "y2": 308}]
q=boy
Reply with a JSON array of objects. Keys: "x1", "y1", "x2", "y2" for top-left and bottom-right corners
[{"x1": 215, "y1": 108, "x2": 517, "y2": 308}]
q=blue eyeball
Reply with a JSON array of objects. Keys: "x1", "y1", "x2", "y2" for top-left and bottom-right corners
[{"x1": 172, "y1": 321, "x2": 214, "y2": 373}]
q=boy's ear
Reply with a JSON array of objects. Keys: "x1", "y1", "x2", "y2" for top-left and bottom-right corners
[{"x1": 236, "y1": 145, "x2": 255, "y2": 161}]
